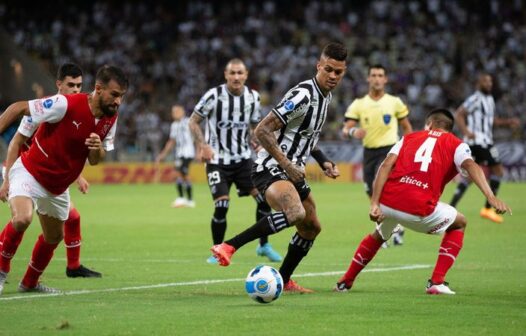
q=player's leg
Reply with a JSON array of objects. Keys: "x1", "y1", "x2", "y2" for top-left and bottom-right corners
[
  {"x1": 181, "y1": 159, "x2": 195, "y2": 207},
  {"x1": 480, "y1": 149, "x2": 504, "y2": 223},
  {"x1": 252, "y1": 190, "x2": 282, "y2": 262},
  {"x1": 450, "y1": 177, "x2": 471, "y2": 207},
  {"x1": 64, "y1": 203, "x2": 101, "y2": 278},
  {"x1": 172, "y1": 161, "x2": 187, "y2": 207},
  {"x1": 206, "y1": 164, "x2": 231, "y2": 263}
]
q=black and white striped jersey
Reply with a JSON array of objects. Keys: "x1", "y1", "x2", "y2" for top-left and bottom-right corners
[
  {"x1": 193, "y1": 84, "x2": 261, "y2": 165},
  {"x1": 461, "y1": 90, "x2": 496, "y2": 147},
  {"x1": 169, "y1": 117, "x2": 195, "y2": 159},
  {"x1": 255, "y1": 78, "x2": 331, "y2": 171}
]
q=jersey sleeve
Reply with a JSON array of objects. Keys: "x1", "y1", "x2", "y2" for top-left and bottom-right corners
[
  {"x1": 193, "y1": 89, "x2": 216, "y2": 118},
  {"x1": 169, "y1": 122, "x2": 177, "y2": 140},
  {"x1": 102, "y1": 118, "x2": 118, "y2": 151},
  {"x1": 461, "y1": 95, "x2": 478, "y2": 114},
  {"x1": 395, "y1": 97, "x2": 409, "y2": 119},
  {"x1": 454, "y1": 142, "x2": 473, "y2": 175},
  {"x1": 272, "y1": 87, "x2": 311, "y2": 125},
  {"x1": 388, "y1": 137, "x2": 404, "y2": 155},
  {"x1": 17, "y1": 116, "x2": 38, "y2": 137},
  {"x1": 27, "y1": 95, "x2": 67, "y2": 124},
  {"x1": 344, "y1": 100, "x2": 360, "y2": 120},
  {"x1": 250, "y1": 90, "x2": 261, "y2": 124}
]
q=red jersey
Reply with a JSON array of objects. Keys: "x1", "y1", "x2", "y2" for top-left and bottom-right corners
[
  {"x1": 380, "y1": 130, "x2": 472, "y2": 216},
  {"x1": 20, "y1": 94, "x2": 117, "y2": 195}
]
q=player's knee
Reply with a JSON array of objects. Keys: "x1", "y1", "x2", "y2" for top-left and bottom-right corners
[
  {"x1": 451, "y1": 213, "x2": 467, "y2": 230},
  {"x1": 284, "y1": 205, "x2": 306, "y2": 226},
  {"x1": 11, "y1": 214, "x2": 32, "y2": 231},
  {"x1": 68, "y1": 208, "x2": 80, "y2": 222}
]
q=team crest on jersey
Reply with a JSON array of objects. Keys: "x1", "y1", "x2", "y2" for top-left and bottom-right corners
[
  {"x1": 43, "y1": 98, "x2": 54, "y2": 109},
  {"x1": 284, "y1": 100, "x2": 295, "y2": 111},
  {"x1": 383, "y1": 114, "x2": 391, "y2": 125}
]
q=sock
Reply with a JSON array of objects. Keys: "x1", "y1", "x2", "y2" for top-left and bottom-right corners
[
  {"x1": 255, "y1": 194, "x2": 272, "y2": 246},
  {"x1": 0, "y1": 221, "x2": 25, "y2": 273},
  {"x1": 64, "y1": 208, "x2": 82, "y2": 270},
  {"x1": 431, "y1": 230, "x2": 464, "y2": 284},
  {"x1": 176, "y1": 178, "x2": 184, "y2": 198},
  {"x1": 279, "y1": 233, "x2": 314, "y2": 284},
  {"x1": 485, "y1": 175, "x2": 501, "y2": 209},
  {"x1": 21, "y1": 234, "x2": 59, "y2": 288},
  {"x1": 450, "y1": 180, "x2": 469, "y2": 207},
  {"x1": 341, "y1": 234, "x2": 383, "y2": 284},
  {"x1": 226, "y1": 212, "x2": 289, "y2": 249},
  {"x1": 211, "y1": 199, "x2": 229, "y2": 244},
  {"x1": 0, "y1": 224, "x2": 6, "y2": 250},
  {"x1": 185, "y1": 182, "x2": 193, "y2": 201}
]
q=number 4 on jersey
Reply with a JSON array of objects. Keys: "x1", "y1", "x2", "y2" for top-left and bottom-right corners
[{"x1": 414, "y1": 137, "x2": 437, "y2": 172}]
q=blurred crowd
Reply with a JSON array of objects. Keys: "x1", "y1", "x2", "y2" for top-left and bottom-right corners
[{"x1": 1, "y1": 0, "x2": 524, "y2": 161}]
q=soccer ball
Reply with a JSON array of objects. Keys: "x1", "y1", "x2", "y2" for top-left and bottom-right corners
[{"x1": 245, "y1": 265, "x2": 283, "y2": 304}]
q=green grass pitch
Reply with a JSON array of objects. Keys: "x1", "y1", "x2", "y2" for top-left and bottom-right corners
[{"x1": 0, "y1": 182, "x2": 524, "y2": 335}]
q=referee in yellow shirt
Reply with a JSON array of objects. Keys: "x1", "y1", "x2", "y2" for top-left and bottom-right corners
[{"x1": 343, "y1": 64, "x2": 412, "y2": 245}]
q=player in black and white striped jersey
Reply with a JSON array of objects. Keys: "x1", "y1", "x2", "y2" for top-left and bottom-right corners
[
  {"x1": 450, "y1": 73, "x2": 520, "y2": 223},
  {"x1": 189, "y1": 58, "x2": 282, "y2": 264},
  {"x1": 211, "y1": 43, "x2": 347, "y2": 293}
]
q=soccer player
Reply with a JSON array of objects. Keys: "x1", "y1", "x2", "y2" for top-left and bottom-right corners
[
  {"x1": 0, "y1": 65, "x2": 127, "y2": 294},
  {"x1": 449, "y1": 73, "x2": 520, "y2": 223},
  {"x1": 211, "y1": 42, "x2": 347, "y2": 293},
  {"x1": 335, "y1": 109, "x2": 511, "y2": 295},
  {"x1": 156, "y1": 104, "x2": 197, "y2": 208},
  {"x1": 189, "y1": 58, "x2": 283, "y2": 264},
  {"x1": 343, "y1": 64, "x2": 413, "y2": 246},
  {"x1": 0, "y1": 63, "x2": 102, "y2": 278}
]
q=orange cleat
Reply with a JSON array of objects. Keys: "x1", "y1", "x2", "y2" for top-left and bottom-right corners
[
  {"x1": 480, "y1": 207, "x2": 503, "y2": 223},
  {"x1": 210, "y1": 243, "x2": 236, "y2": 266},
  {"x1": 284, "y1": 279, "x2": 314, "y2": 294}
]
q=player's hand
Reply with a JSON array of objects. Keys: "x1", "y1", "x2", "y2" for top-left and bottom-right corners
[
  {"x1": 0, "y1": 180, "x2": 9, "y2": 202},
  {"x1": 323, "y1": 162, "x2": 340, "y2": 179},
  {"x1": 76, "y1": 176, "x2": 89, "y2": 194},
  {"x1": 369, "y1": 203, "x2": 385, "y2": 223},
  {"x1": 353, "y1": 128, "x2": 366, "y2": 139},
  {"x1": 85, "y1": 133, "x2": 102, "y2": 150},
  {"x1": 200, "y1": 144, "x2": 215, "y2": 162},
  {"x1": 488, "y1": 196, "x2": 512, "y2": 215},
  {"x1": 283, "y1": 162, "x2": 305, "y2": 183}
]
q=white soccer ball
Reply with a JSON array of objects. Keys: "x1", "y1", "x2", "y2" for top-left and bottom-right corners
[{"x1": 245, "y1": 265, "x2": 283, "y2": 304}]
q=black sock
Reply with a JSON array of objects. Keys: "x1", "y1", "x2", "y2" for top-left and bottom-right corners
[
  {"x1": 185, "y1": 183, "x2": 193, "y2": 201},
  {"x1": 226, "y1": 212, "x2": 289, "y2": 249},
  {"x1": 255, "y1": 194, "x2": 272, "y2": 246},
  {"x1": 279, "y1": 233, "x2": 314, "y2": 284},
  {"x1": 211, "y1": 200, "x2": 229, "y2": 244},
  {"x1": 450, "y1": 181, "x2": 469, "y2": 207},
  {"x1": 176, "y1": 181, "x2": 184, "y2": 198},
  {"x1": 485, "y1": 176, "x2": 501, "y2": 208}
]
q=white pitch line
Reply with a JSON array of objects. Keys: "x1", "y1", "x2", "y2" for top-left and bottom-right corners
[{"x1": 0, "y1": 264, "x2": 430, "y2": 302}]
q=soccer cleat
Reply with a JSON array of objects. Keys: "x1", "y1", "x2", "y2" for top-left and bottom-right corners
[
  {"x1": 186, "y1": 200, "x2": 196, "y2": 208},
  {"x1": 66, "y1": 265, "x2": 102, "y2": 278},
  {"x1": 210, "y1": 243, "x2": 236, "y2": 266},
  {"x1": 171, "y1": 197, "x2": 188, "y2": 208},
  {"x1": 284, "y1": 279, "x2": 314, "y2": 294},
  {"x1": 18, "y1": 282, "x2": 61, "y2": 294},
  {"x1": 381, "y1": 241, "x2": 389, "y2": 249},
  {"x1": 333, "y1": 277, "x2": 353, "y2": 292},
  {"x1": 0, "y1": 271, "x2": 7, "y2": 295},
  {"x1": 393, "y1": 230, "x2": 404, "y2": 246},
  {"x1": 206, "y1": 255, "x2": 218, "y2": 264},
  {"x1": 256, "y1": 243, "x2": 283, "y2": 262},
  {"x1": 480, "y1": 207, "x2": 503, "y2": 223},
  {"x1": 426, "y1": 279, "x2": 456, "y2": 295}
]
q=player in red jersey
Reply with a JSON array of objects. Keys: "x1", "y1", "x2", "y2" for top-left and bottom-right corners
[
  {"x1": 0, "y1": 63, "x2": 102, "y2": 278},
  {"x1": 0, "y1": 65, "x2": 127, "y2": 295},
  {"x1": 334, "y1": 109, "x2": 511, "y2": 295}
]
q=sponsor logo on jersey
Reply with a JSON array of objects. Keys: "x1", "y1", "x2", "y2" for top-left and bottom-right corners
[
  {"x1": 217, "y1": 120, "x2": 248, "y2": 130},
  {"x1": 399, "y1": 175, "x2": 429, "y2": 189},
  {"x1": 284, "y1": 100, "x2": 295, "y2": 111},
  {"x1": 43, "y1": 98, "x2": 54, "y2": 109}
]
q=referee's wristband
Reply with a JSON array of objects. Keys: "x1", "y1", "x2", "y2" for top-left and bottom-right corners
[
  {"x1": 348, "y1": 127, "x2": 358, "y2": 138},
  {"x1": 311, "y1": 149, "x2": 334, "y2": 170}
]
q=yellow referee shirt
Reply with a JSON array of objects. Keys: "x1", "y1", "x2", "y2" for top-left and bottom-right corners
[{"x1": 344, "y1": 93, "x2": 409, "y2": 149}]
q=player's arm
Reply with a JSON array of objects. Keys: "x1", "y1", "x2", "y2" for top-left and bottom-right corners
[
  {"x1": 0, "y1": 102, "x2": 30, "y2": 134},
  {"x1": 342, "y1": 118, "x2": 366, "y2": 140},
  {"x1": 249, "y1": 123, "x2": 262, "y2": 152},
  {"x1": 189, "y1": 113, "x2": 214, "y2": 161},
  {"x1": 156, "y1": 139, "x2": 175, "y2": 163},
  {"x1": 369, "y1": 153, "x2": 398, "y2": 223},
  {"x1": 399, "y1": 117, "x2": 413, "y2": 135},
  {"x1": 461, "y1": 159, "x2": 511, "y2": 215},
  {"x1": 86, "y1": 133, "x2": 105, "y2": 165},
  {"x1": 0, "y1": 132, "x2": 29, "y2": 202},
  {"x1": 493, "y1": 116, "x2": 521, "y2": 129},
  {"x1": 311, "y1": 146, "x2": 339, "y2": 179},
  {"x1": 255, "y1": 113, "x2": 304, "y2": 183},
  {"x1": 454, "y1": 106, "x2": 474, "y2": 139},
  {"x1": 76, "y1": 175, "x2": 89, "y2": 194}
]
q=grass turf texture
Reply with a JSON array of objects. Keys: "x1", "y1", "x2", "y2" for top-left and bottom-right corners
[{"x1": 0, "y1": 182, "x2": 524, "y2": 335}]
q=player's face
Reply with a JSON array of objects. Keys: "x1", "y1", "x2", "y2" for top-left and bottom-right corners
[
  {"x1": 478, "y1": 75, "x2": 493, "y2": 94},
  {"x1": 367, "y1": 68, "x2": 387, "y2": 92},
  {"x1": 57, "y1": 76, "x2": 82, "y2": 95},
  {"x1": 172, "y1": 106, "x2": 185, "y2": 121},
  {"x1": 225, "y1": 63, "x2": 248, "y2": 95},
  {"x1": 316, "y1": 56, "x2": 346, "y2": 94},
  {"x1": 97, "y1": 79, "x2": 127, "y2": 117}
]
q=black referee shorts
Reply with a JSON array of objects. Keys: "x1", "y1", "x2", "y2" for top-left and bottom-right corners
[
  {"x1": 470, "y1": 144, "x2": 501, "y2": 166},
  {"x1": 363, "y1": 145, "x2": 393, "y2": 197}
]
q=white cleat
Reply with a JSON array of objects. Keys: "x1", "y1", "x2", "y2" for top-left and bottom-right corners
[
  {"x1": 426, "y1": 280, "x2": 456, "y2": 295},
  {"x1": 186, "y1": 200, "x2": 196, "y2": 208},
  {"x1": 0, "y1": 271, "x2": 7, "y2": 295},
  {"x1": 18, "y1": 282, "x2": 61, "y2": 294},
  {"x1": 171, "y1": 197, "x2": 188, "y2": 208}
]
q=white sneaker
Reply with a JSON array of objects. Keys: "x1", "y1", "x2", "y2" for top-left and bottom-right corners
[
  {"x1": 426, "y1": 280, "x2": 456, "y2": 295},
  {"x1": 186, "y1": 200, "x2": 196, "y2": 208},
  {"x1": 171, "y1": 198, "x2": 188, "y2": 208}
]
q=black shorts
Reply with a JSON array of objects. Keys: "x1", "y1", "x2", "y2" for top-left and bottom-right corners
[
  {"x1": 175, "y1": 158, "x2": 193, "y2": 176},
  {"x1": 470, "y1": 145, "x2": 500, "y2": 166},
  {"x1": 251, "y1": 164, "x2": 311, "y2": 202},
  {"x1": 363, "y1": 145, "x2": 393, "y2": 196},
  {"x1": 206, "y1": 159, "x2": 255, "y2": 199}
]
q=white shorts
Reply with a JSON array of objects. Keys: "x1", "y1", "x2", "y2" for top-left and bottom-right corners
[
  {"x1": 8, "y1": 158, "x2": 70, "y2": 221},
  {"x1": 376, "y1": 202, "x2": 458, "y2": 240}
]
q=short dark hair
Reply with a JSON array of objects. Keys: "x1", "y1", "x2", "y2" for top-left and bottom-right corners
[
  {"x1": 57, "y1": 63, "x2": 83, "y2": 80},
  {"x1": 426, "y1": 108, "x2": 454, "y2": 131},
  {"x1": 368, "y1": 64, "x2": 386, "y2": 75},
  {"x1": 321, "y1": 42, "x2": 348, "y2": 62},
  {"x1": 96, "y1": 65, "x2": 129, "y2": 89}
]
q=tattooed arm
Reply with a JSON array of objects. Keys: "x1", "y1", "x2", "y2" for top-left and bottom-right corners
[{"x1": 189, "y1": 113, "x2": 214, "y2": 162}]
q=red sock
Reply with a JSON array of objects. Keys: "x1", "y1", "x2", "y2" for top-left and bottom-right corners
[
  {"x1": 0, "y1": 221, "x2": 25, "y2": 273},
  {"x1": 21, "y1": 234, "x2": 59, "y2": 288},
  {"x1": 64, "y1": 208, "x2": 82, "y2": 269},
  {"x1": 431, "y1": 230, "x2": 464, "y2": 284},
  {"x1": 342, "y1": 234, "x2": 383, "y2": 283},
  {"x1": 0, "y1": 224, "x2": 6, "y2": 250}
]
